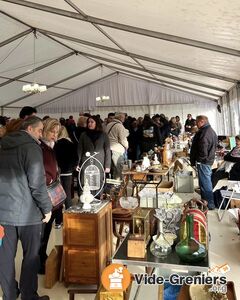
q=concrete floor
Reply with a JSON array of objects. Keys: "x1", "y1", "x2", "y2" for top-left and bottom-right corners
[{"x1": 1, "y1": 194, "x2": 240, "y2": 300}]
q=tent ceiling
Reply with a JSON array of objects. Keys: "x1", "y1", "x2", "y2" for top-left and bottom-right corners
[
  {"x1": 72, "y1": 0, "x2": 240, "y2": 50},
  {"x1": 0, "y1": 13, "x2": 28, "y2": 41},
  {"x1": 0, "y1": 0, "x2": 240, "y2": 110}
]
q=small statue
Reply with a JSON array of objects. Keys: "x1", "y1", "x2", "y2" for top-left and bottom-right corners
[
  {"x1": 152, "y1": 153, "x2": 160, "y2": 165},
  {"x1": 141, "y1": 155, "x2": 151, "y2": 170},
  {"x1": 80, "y1": 179, "x2": 94, "y2": 210}
]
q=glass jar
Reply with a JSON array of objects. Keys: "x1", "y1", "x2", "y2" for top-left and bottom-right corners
[{"x1": 176, "y1": 214, "x2": 207, "y2": 263}]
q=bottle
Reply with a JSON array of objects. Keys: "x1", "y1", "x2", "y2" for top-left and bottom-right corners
[
  {"x1": 162, "y1": 143, "x2": 172, "y2": 165},
  {"x1": 176, "y1": 214, "x2": 207, "y2": 263}
]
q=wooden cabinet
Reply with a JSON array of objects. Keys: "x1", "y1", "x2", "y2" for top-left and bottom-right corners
[{"x1": 63, "y1": 202, "x2": 112, "y2": 286}]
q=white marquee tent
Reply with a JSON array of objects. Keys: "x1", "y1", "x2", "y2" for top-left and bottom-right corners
[{"x1": 0, "y1": 0, "x2": 240, "y2": 134}]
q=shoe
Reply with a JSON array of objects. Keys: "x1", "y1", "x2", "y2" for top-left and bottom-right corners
[
  {"x1": 53, "y1": 223, "x2": 62, "y2": 229},
  {"x1": 37, "y1": 296, "x2": 50, "y2": 300},
  {"x1": 38, "y1": 264, "x2": 46, "y2": 275},
  {"x1": 208, "y1": 206, "x2": 215, "y2": 210}
]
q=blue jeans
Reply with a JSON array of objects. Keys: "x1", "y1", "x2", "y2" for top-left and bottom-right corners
[{"x1": 197, "y1": 163, "x2": 215, "y2": 208}]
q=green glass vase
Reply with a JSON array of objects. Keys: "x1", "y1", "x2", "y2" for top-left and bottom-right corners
[{"x1": 175, "y1": 214, "x2": 207, "y2": 263}]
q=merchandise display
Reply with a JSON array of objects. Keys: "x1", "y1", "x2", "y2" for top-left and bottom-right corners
[{"x1": 176, "y1": 214, "x2": 207, "y2": 263}]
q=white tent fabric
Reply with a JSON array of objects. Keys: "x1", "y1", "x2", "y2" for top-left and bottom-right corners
[
  {"x1": 38, "y1": 73, "x2": 216, "y2": 111},
  {"x1": 38, "y1": 73, "x2": 218, "y2": 131},
  {"x1": 1, "y1": 0, "x2": 240, "y2": 134}
]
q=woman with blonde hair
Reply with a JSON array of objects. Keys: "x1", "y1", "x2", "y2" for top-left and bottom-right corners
[
  {"x1": 73, "y1": 116, "x2": 88, "y2": 144},
  {"x1": 54, "y1": 126, "x2": 78, "y2": 210},
  {"x1": 39, "y1": 118, "x2": 61, "y2": 274}
]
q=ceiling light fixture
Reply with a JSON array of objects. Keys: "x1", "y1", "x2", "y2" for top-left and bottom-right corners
[
  {"x1": 22, "y1": 31, "x2": 47, "y2": 94},
  {"x1": 96, "y1": 65, "x2": 110, "y2": 102},
  {"x1": 96, "y1": 95, "x2": 110, "y2": 102}
]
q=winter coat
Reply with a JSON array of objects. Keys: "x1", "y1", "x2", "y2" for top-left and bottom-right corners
[
  {"x1": 78, "y1": 131, "x2": 111, "y2": 191},
  {"x1": 40, "y1": 141, "x2": 58, "y2": 186},
  {"x1": 78, "y1": 131, "x2": 111, "y2": 169},
  {"x1": 105, "y1": 119, "x2": 129, "y2": 154},
  {"x1": 139, "y1": 123, "x2": 163, "y2": 153},
  {"x1": 54, "y1": 138, "x2": 78, "y2": 174},
  {"x1": 0, "y1": 131, "x2": 52, "y2": 226},
  {"x1": 190, "y1": 124, "x2": 218, "y2": 165}
]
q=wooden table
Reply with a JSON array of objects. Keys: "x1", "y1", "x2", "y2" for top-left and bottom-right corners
[{"x1": 122, "y1": 161, "x2": 175, "y2": 205}]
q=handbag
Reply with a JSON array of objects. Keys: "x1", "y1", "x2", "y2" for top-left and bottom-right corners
[{"x1": 47, "y1": 179, "x2": 66, "y2": 210}]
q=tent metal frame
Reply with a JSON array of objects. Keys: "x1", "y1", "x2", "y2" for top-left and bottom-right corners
[
  {"x1": 102, "y1": 65, "x2": 220, "y2": 98},
  {"x1": 0, "y1": 75, "x2": 74, "y2": 91},
  {"x1": 34, "y1": 72, "x2": 117, "y2": 109},
  {"x1": 75, "y1": 51, "x2": 227, "y2": 92},
  {"x1": 0, "y1": 9, "x2": 229, "y2": 98},
  {"x1": 3, "y1": 64, "x2": 101, "y2": 107},
  {"x1": 0, "y1": 28, "x2": 32, "y2": 48},
  {"x1": 63, "y1": 0, "x2": 158, "y2": 80},
  {"x1": 3, "y1": 0, "x2": 240, "y2": 57},
  {"x1": 37, "y1": 28, "x2": 237, "y2": 84},
  {"x1": 0, "y1": 2, "x2": 234, "y2": 109},
  {"x1": 0, "y1": 52, "x2": 75, "y2": 88}
]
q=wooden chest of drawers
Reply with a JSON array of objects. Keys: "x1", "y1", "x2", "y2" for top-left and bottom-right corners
[{"x1": 63, "y1": 202, "x2": 112, "y2": 286}]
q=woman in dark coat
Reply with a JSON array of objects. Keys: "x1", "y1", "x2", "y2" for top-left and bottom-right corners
[
  {"x1": 78, "y1": 115, "x2": 111, "y2": 196},
  {"x1": 139, "y1": 114, "x2": 163, "y2": 155},
  {"x1": 54, "y1": 126, "x2": 78, "y2": 210}
]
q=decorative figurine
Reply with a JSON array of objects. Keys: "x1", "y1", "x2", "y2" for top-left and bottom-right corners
[
  {"x1": 141, "y1": 155, "x2": 151, "y2": 170},
  {"x1": 80, "y1": 179, "x2": 94, "y2": 210},
  {"x1": 152, "y1": 153, "x2": 160, "y2": 165}
]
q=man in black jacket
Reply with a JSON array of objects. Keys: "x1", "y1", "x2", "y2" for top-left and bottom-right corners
[
  {"x1": 190, "y1": 115, "x2": 218, "y2": 209},
  {"x1": 0, "y1": 116, "x2": 52, "y2": 300}
]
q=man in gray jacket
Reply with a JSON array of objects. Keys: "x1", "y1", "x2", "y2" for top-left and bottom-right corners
[{"x1": 0, "y1": 116, "x2": 52, "y2": 300}]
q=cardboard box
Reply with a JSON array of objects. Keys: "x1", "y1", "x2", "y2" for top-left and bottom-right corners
[
  {"x1": 174, "y1": 171, "x2": 194, "y2": 193},
  {"x1": 158, "y1": 181, "x2": 174, "y2": 192},
  {"x1": 45, "y1": 245, "x2": 63, "y2": 289},
  {"x1": 127, "y1": 234, "x2": 146, "y2": 258},
  {"x1": 140, "y1": 197, "x2": 157, "y2": 208}
]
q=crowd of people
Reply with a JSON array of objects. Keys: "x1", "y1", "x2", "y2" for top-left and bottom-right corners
[{"x1": 0, "y1": 106, "x2": 236, "y2": 300}]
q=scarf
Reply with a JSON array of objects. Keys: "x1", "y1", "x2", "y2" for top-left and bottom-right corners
[{"x1": 86, "y1": 128, "x2": 102, "y2": 143}]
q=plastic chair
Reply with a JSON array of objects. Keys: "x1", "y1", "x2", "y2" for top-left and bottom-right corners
[{"x1": 217, "y1": 181, "x2": 240, "y2": 221}]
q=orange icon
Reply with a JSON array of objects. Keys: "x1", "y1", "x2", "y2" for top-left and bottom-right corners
[{"x1": 101, "y1": 264, "x2": 131, "y2": 292}]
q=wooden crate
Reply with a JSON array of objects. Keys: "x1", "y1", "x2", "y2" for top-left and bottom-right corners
[
  {"x1": 45, "y1": 245, "x2": 63, "y2": 289},
  {"x1": 63, "y1": 202, "x2": 112, "y2": 286}
]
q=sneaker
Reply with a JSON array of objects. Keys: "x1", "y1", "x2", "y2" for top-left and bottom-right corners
[
  {"x1": 37, "y1": 296, "x2": 50, "y2": 300},
  {"x1": 53, "y1": 223, "x2": 62, "y2": 229}
]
